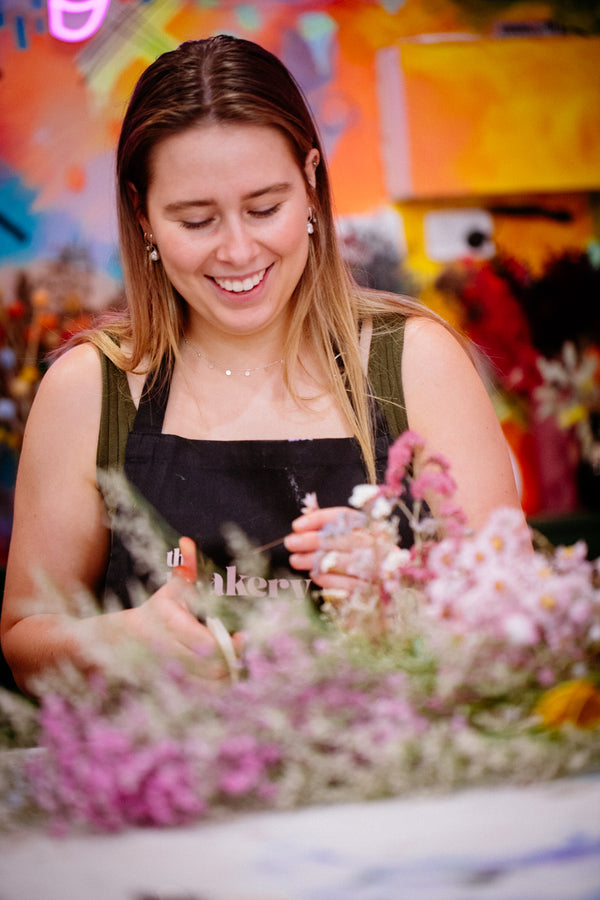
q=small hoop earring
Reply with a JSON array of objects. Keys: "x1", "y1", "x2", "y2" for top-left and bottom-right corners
[
  {"x1": 144, "y1": 232, "x2": 160, "y2": 262},
  {"x1": 307, "y1": 208, "x2": 315, "y2": 236}
]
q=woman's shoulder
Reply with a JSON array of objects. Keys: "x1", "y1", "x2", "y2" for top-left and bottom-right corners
[
  {"x1": 404, "y1": 314, "x2": 477, "y2": 371},
  {"x1": 19, "y1": 343, "x2": 104, "y2": 470},
  {"x1": 46, "y1": 337, "x2": 146, "y2": 407},
  {"x1": 370, "y1": 308, "x2": 465, "y2": 361},
  {"x1": 39, "y1": 341, "x2": 103, "y2": 401},
  {"x1": 405, "y1": 313, "x2": 455, "y2": 344}
]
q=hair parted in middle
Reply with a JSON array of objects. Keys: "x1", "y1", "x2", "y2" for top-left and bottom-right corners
[{"x1": 91, "y1": 34, "x2": 445, "y2": 480}]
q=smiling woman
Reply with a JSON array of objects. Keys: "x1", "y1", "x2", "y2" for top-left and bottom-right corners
[{"x1": 0, "y1": 35, "x2": 523, "y2": 693}]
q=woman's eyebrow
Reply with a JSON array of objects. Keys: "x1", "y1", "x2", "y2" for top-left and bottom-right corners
[
  {"x1": 244, "y1": 181, "x2": 292, "y2": 200},
  {"x1": 163, "y1": 182, "x2": 293, "y2": 213}
]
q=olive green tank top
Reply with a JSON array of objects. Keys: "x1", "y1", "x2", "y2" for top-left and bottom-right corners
[{"x1": 96, "y1": 316, "x2": 408, "y2": 471}]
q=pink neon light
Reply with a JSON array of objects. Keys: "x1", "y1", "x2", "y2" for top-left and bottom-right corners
[{"x1": 48, "y1": 0, "x2": 111, "y2": 42}]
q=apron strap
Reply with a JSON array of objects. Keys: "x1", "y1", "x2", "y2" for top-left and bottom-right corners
[
  {"x1": 359, "y1": 317, "x2": 373, "y2": 375},
  {"x1": 131, "y1": 360, "x2": 173, "y2": 434}
]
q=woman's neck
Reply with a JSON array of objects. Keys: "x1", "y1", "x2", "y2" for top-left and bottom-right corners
[{"x1": 183, "y1": 318, "x2": 290, "y2": 376}]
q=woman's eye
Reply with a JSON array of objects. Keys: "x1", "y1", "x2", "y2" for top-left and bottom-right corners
[
  {"x1": 181, "y1": 218, "x2": 213, "y2": 230},
  {"x1": 250, "y1": 204, "x2": 281, "y2": 219}
]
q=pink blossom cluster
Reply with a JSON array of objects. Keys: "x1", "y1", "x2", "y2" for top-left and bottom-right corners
[
  {"x1": 425, "y1": 507, "x2": 600, "y2": 682},
  {"x1": 314, "y1": 430, "x2": 600, "y2": 687},
  {"x1": 30, "y1": 621, "x2": 431, "y2": 833},
  {"x1": 29, "y1": 690, "x2": 206, "y2": 832},
  {"x1": 312, "y1": 431, "x2": 467, "y2": 625}
]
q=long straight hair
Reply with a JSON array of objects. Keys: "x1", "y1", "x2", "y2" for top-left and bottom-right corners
[{"x1": 87, "y1": 35, "x2": 460, "y2": 481}]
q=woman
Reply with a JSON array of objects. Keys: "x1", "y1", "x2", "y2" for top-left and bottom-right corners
[{"x1": 0, "y1": 36, "x2": 521, "y2": 692}]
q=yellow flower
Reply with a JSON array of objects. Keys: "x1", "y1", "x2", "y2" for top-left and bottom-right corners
[
  {"x1": 535, "y1": 679, "x2": 600, "y2": 730},
  {"x1": 19, "y1": 365, "x2": 40, "y2": 385},
  {"x1": 558, "y1": 403, "x2": 588, "y2": 429}
]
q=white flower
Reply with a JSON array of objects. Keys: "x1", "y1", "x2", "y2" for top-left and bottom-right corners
[
  {"x1": 349, "y1": 484, "x2": 381, "y2": 509},
  {"x1": 504, "y1": 613, "x2": 538, "y2": 646},
  {"x1": 381, "y1": 546, "x2": 411, "y2": 578},
  {"x1": 301, "y1": 492, "x2": 319, "y2": 514},
  {"x1": 371, "y1": 495, "x2": 395, "y2": 520},
  {"x1": 320, "y1": 551, "x2": 339, "y2": 573}
]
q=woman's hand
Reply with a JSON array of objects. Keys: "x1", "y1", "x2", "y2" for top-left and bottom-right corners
[
  {"x1": 69, "y1": 537, "x2": 243, "y2": 684},
  {"x1": 119, "y1": 537, "x2": 243, "y2": 679},
  {"x1": 285, "y1": 506, "x2": 374, "y2": 594}
]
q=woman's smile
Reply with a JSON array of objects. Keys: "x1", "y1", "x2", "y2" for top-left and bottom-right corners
[{"x1": 209, "y1": 265, "x2": 270, "y2": 297}]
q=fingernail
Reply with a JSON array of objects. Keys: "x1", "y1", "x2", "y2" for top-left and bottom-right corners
[{"x1": 174, "y1": 565, "x2": 195, "y2": 584}]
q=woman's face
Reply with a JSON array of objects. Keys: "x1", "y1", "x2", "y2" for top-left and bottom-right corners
[{"x1": 140, "y1": 122, "x2": 319, "y2": 342}]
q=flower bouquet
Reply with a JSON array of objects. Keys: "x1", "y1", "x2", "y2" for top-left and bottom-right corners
[{"x1": 1, "y1": 432, "x2": 599, "y2": 834}]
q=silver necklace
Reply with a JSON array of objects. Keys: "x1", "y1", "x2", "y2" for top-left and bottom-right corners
[{"x1": 183, "y1": 338, "x2": 284, "y2": 378}]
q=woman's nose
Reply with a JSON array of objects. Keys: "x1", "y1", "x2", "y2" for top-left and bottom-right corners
[{"x1": 215, "y1": 218, "x2": 257, "y2": 267}]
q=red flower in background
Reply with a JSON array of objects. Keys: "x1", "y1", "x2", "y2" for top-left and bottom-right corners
[{"x1": 437, "y1": 258, "x2": 542, "y2": 396}]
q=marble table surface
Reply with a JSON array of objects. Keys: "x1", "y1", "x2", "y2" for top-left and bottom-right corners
[{"x1": 1, "y1": 774, "x2": 599, "y2": 900}]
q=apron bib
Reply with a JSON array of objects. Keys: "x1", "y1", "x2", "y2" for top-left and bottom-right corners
[{"x1": 103, "y1": 365, "x2": 396, "y2": 607}]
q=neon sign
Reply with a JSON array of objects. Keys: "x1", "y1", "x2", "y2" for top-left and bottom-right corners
[{"x1": 48, "y1": 0, "x2": 111, "y2": 42}]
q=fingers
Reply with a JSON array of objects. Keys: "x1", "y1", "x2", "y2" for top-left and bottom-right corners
[
  {"x1": 164, "y1": 537, "x2": 247, "y2": 680},
  {"x1": 290, "y1": 506, "x2": 361, "y2": 533},
  {"x1": 169, "y1": 536, "x2": 203, "y2": 614},
  {"x1": 285, "y1": 507, "x2": 375, "y2": 573},
  {"x1": 309, "y1": 564, "x2": 362, "y2": 590},
  {"x1": 284, "y1": 527, "x2": 319, "y2": 571},
  {"x1": 173, "y1": 535, "x2": 198, "y2": 583},
  {"x1": 286, "y1": 506, "x2": 364, "y2": 573},
  {"x1": 133, "y1": 596, "x2": 234, "y2": 681}
]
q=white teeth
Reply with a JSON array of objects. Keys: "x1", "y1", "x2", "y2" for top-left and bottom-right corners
[{"x1": 214, "y1": 269, "x2": 266, "y2": 293}]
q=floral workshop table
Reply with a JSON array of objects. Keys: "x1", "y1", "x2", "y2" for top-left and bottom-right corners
[{"x1": 1, "y1": 773, "x2": 599, "y2": 900}]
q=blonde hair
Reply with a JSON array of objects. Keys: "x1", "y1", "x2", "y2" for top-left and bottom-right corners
[{"x1": 85, "y1": 35, "x2": 459, "y2": 481}]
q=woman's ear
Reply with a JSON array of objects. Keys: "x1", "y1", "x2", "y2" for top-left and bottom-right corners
[
  {"x1": 128, "y1": 181, "x2": 150, "y2": 233},
  {"x1": 304, "y1": 148, "x2": 320, "y2": 190}
]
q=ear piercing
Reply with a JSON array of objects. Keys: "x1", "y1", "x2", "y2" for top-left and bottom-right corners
[{"x1": 144, "y1": 232, "x2": 160, "y2": 262}]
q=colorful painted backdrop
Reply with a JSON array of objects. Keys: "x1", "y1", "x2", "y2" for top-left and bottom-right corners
[{"x1": 2, "y1": 0, "x2": 598, "y2": 291}]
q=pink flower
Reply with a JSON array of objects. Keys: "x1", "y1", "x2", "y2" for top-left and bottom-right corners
[
  {"x1": 411, "y1": 468, "x2": 457, "y2": 501},
  {"x1": 385, "y1": 430, "x2": 424, "y2": 492}
]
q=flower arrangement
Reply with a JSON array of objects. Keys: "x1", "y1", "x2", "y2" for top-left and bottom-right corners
[
  {"x1": 536, "y1": 342, "x2": 600, "y2": 476},
  {"x1": 432, "y1": 249, "x2": 600, "y2": 514},
  {"x1": 1, "y1": 431, "x2": 599, "y2": 835},
  {"x1": 433, "y1": 254, "x2": 540, "y2": 397},
  {"x1": 0, "y1": 262, "x2": 96, "y2": 567},
  {"x1": 0, "y1": 264, "x2": 97, "y2": 452}
]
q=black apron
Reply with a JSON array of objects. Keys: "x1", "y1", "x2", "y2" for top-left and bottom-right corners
[{"x1": 103, "y1": 366, "x2": 400, "y2": 607}]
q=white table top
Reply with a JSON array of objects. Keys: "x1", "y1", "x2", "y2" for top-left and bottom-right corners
[{"x1": 1, "y1": 774, "x2": 599, "y2": 899}]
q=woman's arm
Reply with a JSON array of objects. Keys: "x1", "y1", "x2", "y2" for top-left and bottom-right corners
[
  {"x1": 0, "y1": 344, "x2": 234, "y2": 693},
  {"x1": 286, "y1": 316, "x2": 524, "y2": 582},
  {"x1": 401, "y1": 316, "x2": 521, "y2": 527}
]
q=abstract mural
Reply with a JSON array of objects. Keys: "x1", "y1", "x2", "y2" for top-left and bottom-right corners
[{"x1": 1, "y1": 0, "x2": 598, "y2": 295}]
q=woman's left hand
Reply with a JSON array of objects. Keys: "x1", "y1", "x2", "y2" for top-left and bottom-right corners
[{"x1": 284, "y1": 506, "x2": 374, "y2": 592}]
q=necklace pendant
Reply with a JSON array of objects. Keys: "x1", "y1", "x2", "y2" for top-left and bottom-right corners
[
  {"x1": 225, "y1": 369, "x2": 232, "y2": 376},
  {"x1": 244, "y1": 370, "x2": 251, "y2": 377}
]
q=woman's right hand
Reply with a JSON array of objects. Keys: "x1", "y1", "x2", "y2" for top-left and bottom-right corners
[
  {"x1": 112, "y1": 536, "x2": 243, "y2": 680},
  {"x1": 72, "y1": 537, "x2": 243, "y2": 680}
]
